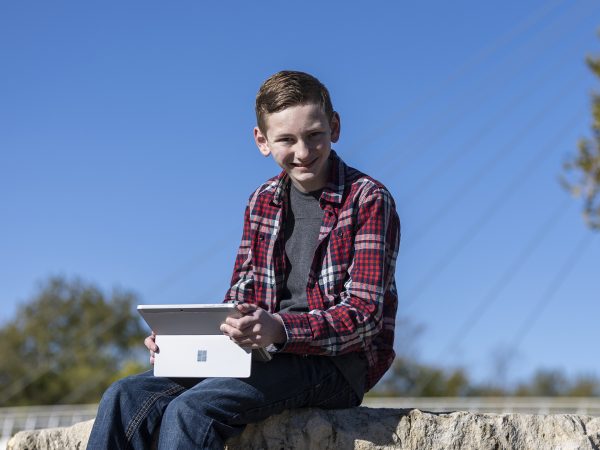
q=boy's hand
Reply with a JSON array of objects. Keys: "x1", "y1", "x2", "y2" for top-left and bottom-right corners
[
  {"x1": 144, "y1": 331, "x2": 159, "y2": 365},
  {"x1": 220, "y1": 304, "x2": 286, "y2": 348}
]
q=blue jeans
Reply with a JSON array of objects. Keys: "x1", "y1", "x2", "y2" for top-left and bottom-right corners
[{"x1": 87, "y1": 353, "x2": 361, "y2": 450}]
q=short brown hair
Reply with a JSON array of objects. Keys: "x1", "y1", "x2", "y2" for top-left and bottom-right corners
[{"x1": 255, "y1": 71, "x2": 334, "y2": 133}]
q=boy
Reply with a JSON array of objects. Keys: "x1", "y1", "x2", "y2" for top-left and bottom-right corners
[{"x1": 87, "y1": 71, "x2": 400, "y2": 450}]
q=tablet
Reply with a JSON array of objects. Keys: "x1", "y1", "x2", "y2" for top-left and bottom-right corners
[
  {"x1": 137, "y1": 303, "x2": 241, "y2": 335},
  {"x1": 136, "y1": 303, "x2": 270, "y2": 378}
]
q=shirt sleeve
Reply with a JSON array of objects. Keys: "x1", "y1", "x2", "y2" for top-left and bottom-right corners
[
  {"x1": 277, "y1": 186, "x2": 400, "y2": 355},
  {"x1": 223, "y1": 200, "x2": 255, "y2": 304}
]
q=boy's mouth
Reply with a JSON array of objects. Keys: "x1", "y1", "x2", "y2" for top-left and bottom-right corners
[{"x1": 292, "y1": 158, "x2": 317, "y2": 169}]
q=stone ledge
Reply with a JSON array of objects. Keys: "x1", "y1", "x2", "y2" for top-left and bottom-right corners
[{"x1": 8, "y1": 407, "x2": 600, "y2": 450}]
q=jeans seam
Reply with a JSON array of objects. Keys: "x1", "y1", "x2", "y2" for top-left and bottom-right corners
[
  {"x1": 124, "y1": 384, "x2": 185, "y2": 445},
  {"x1": 200, "y1": 418, "x2": 216, "y2": 449}
]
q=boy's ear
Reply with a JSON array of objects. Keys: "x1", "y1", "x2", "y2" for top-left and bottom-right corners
[
  {"x1": 330, "y1": 112, "x2": 341, "y2": 143},
  {"x1": 254, "y1": 126, "x2": 271, "y2": 157}
]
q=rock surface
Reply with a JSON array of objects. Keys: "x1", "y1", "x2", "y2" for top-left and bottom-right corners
[
  {"x1": 8, "y1": 408, "x2": 600, "y2": 450},
  {"x1": 8, "y1": 419, "x2": 93, "y2": 450}
]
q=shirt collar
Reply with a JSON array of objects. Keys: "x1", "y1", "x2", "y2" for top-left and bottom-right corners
[{"x1": 271, "y1": 150, "x2": 346, "y2": 207}]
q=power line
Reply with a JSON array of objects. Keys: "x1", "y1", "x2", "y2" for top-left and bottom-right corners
[
  {"x1": 376, "y1": 0, "x2": 592, "y2": 181},
  {"x1": 409, "y1": 224, "x2": 595, "y2": 396},
  {"x1": 401, "y1": 107, "x2": 585, "y2": 310},
  {"x1": 400, "y1": 20, "x2": 593, "y2": 210},
  {"x1": 509, "y1": 231, "x2": 596, "y2": 352},
  {"x1": 441, "y1": 196, "x2": 572, "y2": 355},
  {"x1": 406, "y1": 79, "x2": 584, "y2": 250},
  {"x1": 343, "y1": 0, "x2": 572, "y2": 158}
]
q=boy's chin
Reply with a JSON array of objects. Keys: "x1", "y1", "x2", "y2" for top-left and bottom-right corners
[{"x1": 289, "y1": 173, "x2": 326, "y2": 192}]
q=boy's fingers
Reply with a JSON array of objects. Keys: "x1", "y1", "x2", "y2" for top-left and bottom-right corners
[
  {"x1": 236, "y1": 303, "x2": 257, "y2": 314},
  {"x1": 144, "y1": 335, "x2": 159, "y2": 352},
  {"x1": 221, "y1": 323, "x2": 262, "y2": 341},
  {"x1": 221, "y1": 323, "x2": 249, "y2": 338},
  {"x1": 225, "y1": 314, "x2": 256, "y2": 331},
  {"x1": 230, "y1": 336, "x2": 261, "y2": 348}
]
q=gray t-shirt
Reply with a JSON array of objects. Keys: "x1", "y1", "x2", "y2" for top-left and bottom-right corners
[
  {"x1": 278, "y1": 183, "x2": 367, "y2": 399},
  {"x1": 278, "y1": 184, "x2": 323, "y2": 313}
]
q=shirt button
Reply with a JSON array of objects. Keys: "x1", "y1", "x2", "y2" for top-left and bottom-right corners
[{"x1": 337, "y1": 230, "x2": 344, "y2": 237}]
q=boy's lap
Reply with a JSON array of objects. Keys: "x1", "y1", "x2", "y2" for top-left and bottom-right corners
[
  {"x1": 117, "y1": 353, "x2": 358, "y2": 425},
  {"x1": 214, "y1": 353, "x2": 360, "y2": 424}
]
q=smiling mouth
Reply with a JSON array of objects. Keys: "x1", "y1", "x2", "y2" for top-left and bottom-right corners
[{"x1": 292, "y1": 158, "x2": 317, "y2": 168}]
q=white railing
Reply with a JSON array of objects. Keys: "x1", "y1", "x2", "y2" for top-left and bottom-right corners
[
  {"x1": 362, "y1": 396, "x2": 600, "y2": 416},
  {"x1": 0, "y1": 404, "x2": 97, "y2": 447},
  {"x1": 2, "y1": 398, "x2": 599, "y2": 447}
]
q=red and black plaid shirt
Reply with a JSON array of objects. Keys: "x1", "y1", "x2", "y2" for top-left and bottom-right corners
[{"x1": 224, "y1": 151, "x2": 400, "y2": 391}]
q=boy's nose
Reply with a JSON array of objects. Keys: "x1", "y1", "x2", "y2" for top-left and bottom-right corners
[{"x1": 294, "y1": 140, "x2": 311, "y2": 159}]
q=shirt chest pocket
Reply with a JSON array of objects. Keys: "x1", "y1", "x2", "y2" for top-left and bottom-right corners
[
  {"x1": 318, "y1": 228, "x2": 355, "y2": 294},
  {"x1": 251, "y1": 228, "x2": 273, "y2": 284}
]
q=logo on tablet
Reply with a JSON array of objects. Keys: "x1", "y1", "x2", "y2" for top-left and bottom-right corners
[{"x1": 197, "y1": 350, "x2": 207, "y2": 362}]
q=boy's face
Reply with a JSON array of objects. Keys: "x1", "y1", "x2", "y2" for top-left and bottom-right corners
[{"x1": 254, "y1": 103, "x2": 340, "y2": 193}]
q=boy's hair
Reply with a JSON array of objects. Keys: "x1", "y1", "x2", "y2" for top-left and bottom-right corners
[{"x1": 255, "y1": 70, "x2": 334, "y2": 133}]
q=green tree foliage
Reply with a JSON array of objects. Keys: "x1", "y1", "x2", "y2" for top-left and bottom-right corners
[
  {"x1": 515, "y1": 369, "x2": 600, "y2": 397},
  {"x1": 0, "y1": 276, "x2": 147, "y2": 406},
  {"x1": 563, "y1": 52, "x2": 600, "y2": 229},
  {"x1": 375, "y1": 357, "x2": 470, "y2": 397},
  {"x1": 373, "y1": 359, "x2": 600, "y2": 397},
  {"x1": 515, "y1": 369, "x2": 568, "y2": 396}
]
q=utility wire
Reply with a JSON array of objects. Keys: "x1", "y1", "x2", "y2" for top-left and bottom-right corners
[
  {"x1": 509, "y1": 231, "x2": 596, "y2": 352},
  {"x1": 344, "y1": 0, "x2": 571, "y2": 158},
  {"x1": 441, "y1": 196, "x2": 572, "y2": 355},
  {"x1": 402, "y1": 107, "x2": 585, "y2": 310},
  {"x1": 406, "y1": 79, "x2": 583, "y2": 252},
  {"x1": 400, "y1": 22, "x2": 592, "y2": 210},
  {"x1": 377, "y1": 0, "x2": 591, "y2": 180},
  {"x1": 410, "y1": 227, "x2": 594, "y2": 396}
]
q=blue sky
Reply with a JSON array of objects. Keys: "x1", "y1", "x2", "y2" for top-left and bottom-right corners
[{"x1": 1, "y1": 1, "x2": 599, "y2": 387}]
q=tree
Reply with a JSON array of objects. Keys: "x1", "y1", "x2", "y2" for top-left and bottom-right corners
[
  {"x1": 563, "y1": 52, "x2": 600, "y2": 229},
  {"x1": 0, "y1": 276, "x2": 147, "y2": 406},
  {"x1": 373, "y1": 356, "x2": 471, "y2": 397},
  {"x1": 567, "y1": 374, "x2": 600, "y2": 397},
  {"x1": 515, "y1": 369, "x2": 569, "y2": 396},
  {"x1": 515, "y1": 369, "x2": 600, "y2": 397}
]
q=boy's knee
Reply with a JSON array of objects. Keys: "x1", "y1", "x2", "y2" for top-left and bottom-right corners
[
  {"x1": 163, "y1": 392, "x2": 207, "y2": 421},
  {"x1": 100, "y1": 373, "x2": 143, "y2": 405}
]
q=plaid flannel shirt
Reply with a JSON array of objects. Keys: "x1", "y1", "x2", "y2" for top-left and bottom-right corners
[{"x1": 224, "y1": 150, "x2": 400, "y2": 391}]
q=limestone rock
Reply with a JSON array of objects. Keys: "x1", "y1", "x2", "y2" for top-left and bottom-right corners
[
  {"x1": 225, "y1": 408, "x2": 600, "y2": 449},
  {"x1": 8, "y1": 419, "x2": 93, "y2": 450},
  {"x1": 8, "y1": 408, "x2": 600, "y2": 450}
]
